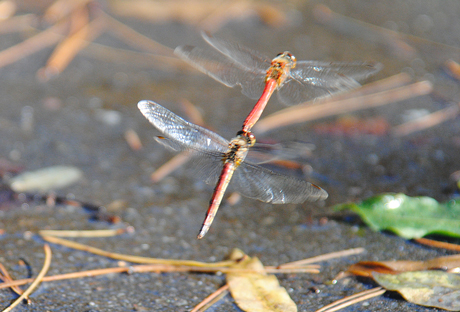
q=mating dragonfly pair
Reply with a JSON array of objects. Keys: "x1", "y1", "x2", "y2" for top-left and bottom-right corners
[{"x1": 138, "y1": 32, "x2": 381, "y2": 238}]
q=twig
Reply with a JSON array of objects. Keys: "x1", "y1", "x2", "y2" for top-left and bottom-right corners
[
  {"x1": 0, "y1": 263, "x2": 318, "y2": 290},
  {"x1": 414, "y1": 237, "x2": 460, "y2": 252},
  {"x1": 0, "y1": 266, "x2": 130, "y2": 290},
  {"x1": 41, "y1": 235, "x2": 235, "y2": 267},
  {"x1": 68, "y1": 4, "x2": 89, "y2": 34},
  {"x1": 254, "y1": 80, "x2": 432, "y2": 134},
  {"x1": 103, "y1": 12, "x2": 173, "y2": 56},
  {"x1": 179, "y1": 98, "x2": 206, "y2": 126},
  {"x1": 109, "y1": 0, "x2": 221, "y2": 25},
  {"x1": 315, "y1": 287, "x2": 385, "y2": 312},
  {"x1": 254, "y1": 72, "x2": 411, "y2": 135},
  {"x1": 38, "y1": 228, "x2": 131, "y2": 238},
  {"x1": 124, "y1": 129, "x2": 143, "y2": 151},
  {"x1": 279, "y1": 247, "x2": 366, "y2": 268},
  {"x1": 81, "y1": 42, "x2": 190, "y2": 70},
  {"x1": 325, "y1": 73, "x2": 412, "y2": 101},
  {"x1": 37, "y1": 13, "x2": 107, "y2": 80},
  {"x1": 133, "y1": 266, "x2": 320, "y2": 274},
  {"x1": 392, "y1": 104, "x2": 459, "y2": 137},
  {"x1": 336, "y1": 72, "x2": 412, "y2": 97},
  {"x1": 43, "y1": 0, "x2": 92, "y2": 24},
  {"x1": 2, "y1": 244, "x2": 52, "y2": 312},
  {"x1": 0, "y1": 14, "x2": 37, "y2": 34},
  {"x1": 191, "y1": 284, "x2": 230, "y2": 312},
  {"x1": 197, "y1": 1, "x2": 260, "y2": 31},
  {"x1": 0, "y1": 0, "x2": 16, "y2": 20},
  {"x1": 446, "y1": 60, "x2": 460, "y2": 80},
  {"x1": 151, "y1": 151, "x2": 192, "y2": 183},
  {"x1": 110, "y1": 0, "x2": 286, "y2": 30},
  {"x1": 0, "y1": 20, "x2": 67, "y2": 69},
  {"x1": 0, "y1": 263, "x2": 27, "y2": 301}
]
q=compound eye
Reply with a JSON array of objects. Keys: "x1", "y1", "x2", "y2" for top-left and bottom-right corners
[
  {"x1": 283, "y1": 52, "x2": 295, "y2": 61},
  {"x1": 248, "y1": 132, "x2": 256, "y2": 146}
]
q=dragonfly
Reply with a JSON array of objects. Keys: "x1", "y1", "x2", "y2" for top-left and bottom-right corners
[
  {"x1": 138, "y1": 100, "x2": 328, "y2": 239},
  {"x1": 175, "y1": 32, "x2": 382, "y2": 134}
]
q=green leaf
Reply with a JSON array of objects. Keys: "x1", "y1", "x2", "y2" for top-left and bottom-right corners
[
  {"x1": 373, "y1": 271, "x2": 460, "y2": 311},
  {"x1": 334, "y1": 193, "x2": 460, "y2": 239}
]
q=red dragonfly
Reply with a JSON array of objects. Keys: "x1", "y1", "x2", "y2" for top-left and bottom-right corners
[
  {"x1": 175, "y1": 32, "x2": 382, "y2": 133},
  {"x1": 138, "y1": 100, "x2": 328, "y2": 239}
]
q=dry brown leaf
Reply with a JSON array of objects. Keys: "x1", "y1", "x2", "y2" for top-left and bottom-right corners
[
  {"x1": 226, "y1": 249, "x2": 297, "y2": 312},
  {"x1": 348, "y1": 254, "x2": 460, "y2": 277}
]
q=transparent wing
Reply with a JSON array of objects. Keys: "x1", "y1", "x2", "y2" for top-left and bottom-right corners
[
  {"x1": 294, "y1": 60, "x2": 382, "y2": 82},
  {"x1": 190, "y1": 151, "x2": 226, "y2": 186},
  {"x1": 175, "y1": 45, "x2": 267, "y2": 100},
  {"x1": 154, "y1": 136, "x2": 225, "y2": 186},
  {"x1": 246, "y1": 141, "x2": 315, "y2": 164},
  {"x1": 232, "y1": 162, "x2": 328, "y2": 204},
  {"x1": 154, "y1": 136, "x2": 328, "y2": 203},
  {"x1": 138, "y1": 100, "x2": 228, "y2": 153},
  {"x1": 277, "y1": 61, "x2": 382, "y2": 105},
  {"x1": 201, "y1": 32, "x2": 272, "y2": 72}
]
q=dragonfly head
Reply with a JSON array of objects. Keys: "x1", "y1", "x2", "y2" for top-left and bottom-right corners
[
  {"x1": 274, "y1": 51, "x2": 296, "y2": 69},
  {"x1": 236, "y1": 131, "x2": 256, "y2": 147}
]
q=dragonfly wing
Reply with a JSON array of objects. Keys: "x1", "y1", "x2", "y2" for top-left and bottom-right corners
[
  {"x1": 189, "y1": 151, "x2": 225, "y2": 186},
  {"x1": 295, "y1": 61, "x2": 382, "y2": 81},
  {"x1": 232, "y1": 162, "x2": 328, "y2": 204},
  {"x1": 239, "y1": 73, "x2": 267, "y2": 100},
  {"x1": 175, "y1": 45, "x2": 244, "y2": 88},
  {"x1": 154, "y1": 136, "x2": 225, "y2": 186},
  {"x1": 277, "y1": 61, "x2": 382, "y2": 105},
  {"x1": 138, "y1": 100, "x2": 228, "y2": 153},
  {"x1": 202, "y1": 32, "x2": 272, "y2": 72},
  {"x1": 246, "y1": 141, "x2": 315, "y2": 164},
  {"x1": 175, "y1": 45, "x2": 267, "y2": 100}
]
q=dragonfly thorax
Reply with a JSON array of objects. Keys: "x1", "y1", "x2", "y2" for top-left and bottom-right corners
[
  {"x1": 266, "y1": 51, "x2": 296, "y2": 86},
  {"x1": 224, "y1": 133, "x2": 254, "y2": 166}
]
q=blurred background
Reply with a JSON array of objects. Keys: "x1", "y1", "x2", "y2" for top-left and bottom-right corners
[{"x1": 0, "y1": 0, "x2": 460, "y2": 311}]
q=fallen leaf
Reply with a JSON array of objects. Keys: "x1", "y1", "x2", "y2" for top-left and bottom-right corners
[
  {"x1": 373, "y1": 271, "x2": 460, "y2": 311},
  {"x1": 347, "y1": 254, "x2": 460, "y2": 277},
  {"x1": 334, "y1": 193, "x2": 460, "y2": 239},
  {"x1": 226, "y1": 249, "x2": 297, "y2": 312}
]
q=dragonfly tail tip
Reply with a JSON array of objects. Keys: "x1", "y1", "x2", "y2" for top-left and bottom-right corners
[{"x1": 197, "y1": 225, "x2": 210, "y2": 239}]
